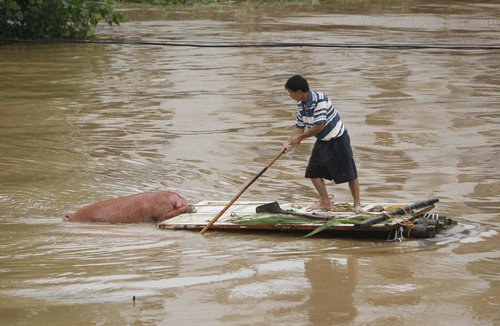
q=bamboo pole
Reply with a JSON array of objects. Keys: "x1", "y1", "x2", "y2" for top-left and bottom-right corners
[{"x1": 199, "y1": 149, "x2": 286, "y2": 234}]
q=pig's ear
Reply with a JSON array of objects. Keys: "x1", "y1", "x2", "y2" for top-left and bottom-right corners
[
  {"x1": 175, "y1": 196, "x2": 188, "y2": 208},
  {"x1": 63, "y1": 215, "x2": 71, "y2": 221}
]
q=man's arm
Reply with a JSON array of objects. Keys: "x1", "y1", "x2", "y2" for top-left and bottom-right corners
[{"x1": 283, "y1": 123, "x2": 325, "y2": 152}]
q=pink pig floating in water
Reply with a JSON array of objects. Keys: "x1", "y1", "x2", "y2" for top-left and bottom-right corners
[{"x1": 64, "y1": 191, "x2": 195, "y2": 223}]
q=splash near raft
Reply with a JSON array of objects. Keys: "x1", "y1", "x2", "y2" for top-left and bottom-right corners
[{"x1": 158, "y1": 198, "x2": 456, "y2": 241}]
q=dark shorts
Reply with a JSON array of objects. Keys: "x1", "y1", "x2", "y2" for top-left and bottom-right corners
[{"x1": 305, "y1": 131, "x2": 358, "y2": 184}]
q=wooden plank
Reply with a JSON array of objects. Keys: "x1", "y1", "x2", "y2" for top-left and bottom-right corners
[{"x1": 157, "y1": 201, "x2": 411, "y2": 233}]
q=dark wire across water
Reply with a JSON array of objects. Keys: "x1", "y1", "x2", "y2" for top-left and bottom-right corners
[{"x1": 2, "y1": 39, "x2": 500, "y2": 50}]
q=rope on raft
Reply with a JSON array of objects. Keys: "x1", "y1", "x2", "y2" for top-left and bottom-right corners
[{"x1": 382, "y1": 208, "x2": 415, "y2": 239}]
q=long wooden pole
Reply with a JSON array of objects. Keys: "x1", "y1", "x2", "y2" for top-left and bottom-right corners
[{"x1": 199, "y1": 149, "x2": 286, "y2": 234}]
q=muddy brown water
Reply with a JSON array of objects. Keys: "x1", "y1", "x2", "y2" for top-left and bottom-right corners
[{"x1": 1, "y1": 1, "x2": 499, "y2": 325}]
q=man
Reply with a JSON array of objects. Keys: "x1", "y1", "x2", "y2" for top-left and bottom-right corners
[{"x1": 282, "y1": 75, "x2": 363, "y2": 213}]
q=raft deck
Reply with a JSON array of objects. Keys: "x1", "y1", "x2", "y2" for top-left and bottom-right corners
[{"x1": 157, "y1": 199, "x2": 448, "y2": 239}]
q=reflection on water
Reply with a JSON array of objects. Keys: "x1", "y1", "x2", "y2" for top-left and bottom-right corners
[
  {"x1": 0, "y1": 0, "x2": 499, "y2": 325},
  {"x1": 304, "y1": 256, "x2": 359, "y2": 324}
]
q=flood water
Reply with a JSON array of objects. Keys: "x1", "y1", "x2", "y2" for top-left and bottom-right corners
[{"x1": 1, "y1": 1, "x2": 499, "y2": 325}]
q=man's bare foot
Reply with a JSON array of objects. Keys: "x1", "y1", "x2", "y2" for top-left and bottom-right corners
[
  {"x1": 307, "y1": 202, "x2": 334, "y2": 212},
  {"x1": 353, "y1": 205, "x2": 364, "y2": 214}
]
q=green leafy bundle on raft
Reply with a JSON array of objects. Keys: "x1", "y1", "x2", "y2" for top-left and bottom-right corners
[
  {"x1": 303, "y1": 216, "x2": 370, "y2": 238},
  {"x1": 229, "y1": 214, "x2": 373, "y2": 237},
  {"x1": 230, "y1": 214, "x2": 314, "y2": 226}
]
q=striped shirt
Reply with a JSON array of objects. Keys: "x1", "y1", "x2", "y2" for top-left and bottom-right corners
[{"x1": 295, "y1": 90, "x2": 345, "y2": 140}]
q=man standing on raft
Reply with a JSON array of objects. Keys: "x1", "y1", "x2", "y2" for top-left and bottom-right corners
[{"x1": 282, "y1": 75, "x2": 363, "y2": 214}]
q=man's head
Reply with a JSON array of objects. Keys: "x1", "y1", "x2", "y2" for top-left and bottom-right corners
[{"x1": 285, "y1": 75, "x2": 309, "y2": 102}]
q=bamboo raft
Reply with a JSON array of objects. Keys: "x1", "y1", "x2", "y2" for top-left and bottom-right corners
[{"x1": 157, "y1": 198, "x2": 456, "y2": 240}]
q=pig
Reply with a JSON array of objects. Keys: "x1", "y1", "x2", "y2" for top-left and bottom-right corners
[{"x1": 63, "y1": 191, "x2": 195, "y2": 223}]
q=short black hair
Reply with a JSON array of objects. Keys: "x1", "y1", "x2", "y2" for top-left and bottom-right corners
[{"x1": 285, "y1": 75, "x2": 309, "y2": 92}]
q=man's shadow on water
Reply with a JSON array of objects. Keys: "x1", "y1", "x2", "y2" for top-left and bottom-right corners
[{"x1": 303, "y1": 255, "x2": 359, "y2": 324}]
